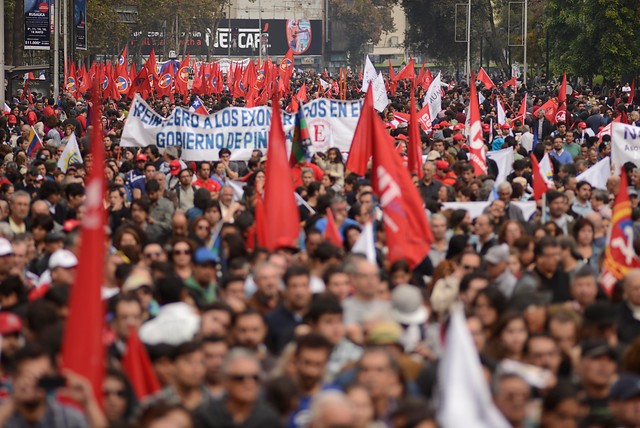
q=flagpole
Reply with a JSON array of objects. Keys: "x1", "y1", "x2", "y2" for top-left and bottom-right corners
[
  {"x1": 466, "y1": 0, "x2": 471, "y2": 85},
  {"x1": 541, "y1": 192, "x2": 547, "y2": 224},
  {"x1": 523, "y1": 0, "x2": 528, "y2": 88}
]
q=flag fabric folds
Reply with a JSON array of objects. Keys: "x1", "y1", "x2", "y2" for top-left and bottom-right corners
[
  {"x1": 468, "y1": 75, "x2": 487, "y2": 175},
  {"x1": 57, "y1": 133, "x2": 83, "y2": 172},
  {"x1": 26, "y1": 127, "x2": 43, "y2": 158},
  {"x1": 289, "y1": 107, "x2": 312, "y2": 167},
  {"x1": 122, "y1": 327, "x2": 161, "y2": 400},
  {"x1": 599, "y1": 169, "x2": 640, "y2": 296}
]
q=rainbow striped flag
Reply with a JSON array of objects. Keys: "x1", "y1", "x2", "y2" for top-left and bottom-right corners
[
  {"x1": 26, "y1": 127, "x2": 43, "y2": 158},
  {"x1": 288, "y1": 107, "x2": 312, "y2": 167}
]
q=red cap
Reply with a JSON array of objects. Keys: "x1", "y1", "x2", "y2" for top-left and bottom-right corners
[
  {"x1": 453, "y1": 134, "x2": 466, "y2": 141},
  {"x1": 433, "y1": 124, "x2": 441, "y2": 130},
  {"x1": 63, "y1": 219, "x2": 80, "y2": 233},
  {"x1": 436, "y1": 160, "x2": 450, "y2": 171},
  {"x1": 578, "y1": 122, "x2": 587, "y2": 129},
  {"x1": 500, "y1": 124, "x2": 511, "y2": 130},
  {"x1": 453, "y1": 123, "x2": 465, "y2": 131},
  {"x1": 7, "y1": 115, "x2": 16, "y2": 124},
  {"x1": 0, "y1": 312, "x2": 23, "y2": 335},
  {"x1": 482, "y1": 123, "x2": 491, "y2": 132},
  {"x1": 439, "y1": 121, "x2": 451, "y2": 127},
  {"x1": 169, "y1": 159, "x2": 181, "y2": 176},
  {"x1": 135, "y1": 153, "x2": 148, "y2": 162},
  {"x1": 396, "y1": 134, "x2": 408, "y2": 141}
]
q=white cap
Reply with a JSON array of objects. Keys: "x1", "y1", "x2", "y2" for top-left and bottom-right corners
[
  {"x1": 48, "y1": 249, "x2": 78, "y2": 270},
  {"x1": 0, "y1": 238, "x2": 13, "y2": 256}
]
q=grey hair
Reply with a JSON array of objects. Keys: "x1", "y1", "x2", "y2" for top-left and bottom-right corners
[
  {"x1": 497, "y1": 182, "x2": 512, "y2": 194},
  {"x1": 221, "y1": 348, "x2": 260, "y2": 375},
  {"x1": 309, "y1": 390, "x2": 353, "y2": 424},
  {"x1": 11, "y1": 190, "x2": 31, "y2": 204}
]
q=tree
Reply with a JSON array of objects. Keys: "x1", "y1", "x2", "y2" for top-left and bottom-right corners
[
  {"x1": 86, "y1": 0, "x2": 131, "y2": 57},
  {"x1": 330, "y1": 0, "x2": 397, "y2": 68},
  {"x1": 544, "y1": 0, "x2": 640, "y2": 80}
]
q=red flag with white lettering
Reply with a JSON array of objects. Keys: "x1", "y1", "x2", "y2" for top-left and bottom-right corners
[
  {"x1": 468, "y1": 74, "x2": 487, "y2": 175},
  {"x1": 408, "y1": 87, "x2": 424, "y2": 179}
]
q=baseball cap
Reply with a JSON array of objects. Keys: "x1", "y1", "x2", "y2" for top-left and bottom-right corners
[
  {"x1": 0, "y1": 238, "x2": 13, "y2": 256},
  {"x1": 193, "y1": 247, "x2": 218, "y2": 265},
  {"x1": 164, "y1": 146, "x2": 179, "y2": 160},
  {"x1": 366, "y1": 320, "x2": 403, "y2": 346},
  {"x1": 435, "y1": 160, "x2": 449, "y2": 171},
  {"x1": 453, "y1": 123, "x2": 465, "y2": 131},
  {"x1": 500, "y1": 123, "x2": 511, "y2": 130},
  {"x1": 135, "y1": 153, "x2": 148, "y2": 162},
  {"x1": 485, "y1": 244, "x2": 510, "y2": 264},
  {"x1": 577, "y1": 122, "x2": 587, "y2": 129},
  {"x1": 395, "y1": 134, "x2": 408, "y2": 141},
  {"x1": 610, "y1": 374, "x2": 640, "y2": 401},
  {"x1": 0, "y1": 312, "x2": 23, "y2": 335},
  {"x1": 482, "y1": 123, "x2": 491, "y2": 132},
  {"x1": 426, "y1": 150, "x2": 441, "y2": 161},
  {"x1": 581, "y1": 339, "x2": 616, "y2": 360},
  {"x1": 7, "y1": 115, "x2": 16, "y2": 124},
  {"x1": 48, "y1": 249, "x2": 78, "y2": 270},
  {"x1": 391, "y1": 284, "x2": 428, "y2": 325},
  {"x1": 439, "y1": 121, "x2": 451, "y2": 128},
  {"x1": 169, "y1": 159, "x2": 181, "y2": 176},
  {"x1": 122, "y1": 272, "x2": 154, "y2": 293},
  {"x1": 453, "y1": 134, "x2": 466, "y2": 142}
]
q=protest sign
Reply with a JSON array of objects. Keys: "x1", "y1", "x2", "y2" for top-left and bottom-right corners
[{"x1": 121, "y1": 95, "x2": 362, "y2": 161}]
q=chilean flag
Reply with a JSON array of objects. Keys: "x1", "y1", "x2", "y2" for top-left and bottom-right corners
[{"x1": 190, "y1": 96, "x2": 209, "y2": 115}]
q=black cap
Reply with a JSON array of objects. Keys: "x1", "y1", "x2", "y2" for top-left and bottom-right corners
[
  {"x1": 580, "y1": 339, "x2": 616, "y2": 360},
  {"x1": 584, "y1": 301, "x2": 616, "y2": 326},
  {"x1": 610, "y1": 373, "x2": 640, "y2": 401},
  {"x1": 44, "y1": 231, "x2": 66, "y2": 243}
]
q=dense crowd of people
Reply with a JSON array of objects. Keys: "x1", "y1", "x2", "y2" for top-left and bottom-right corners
[{"x1": 0, "y1": 67, "x2": 638, "y2": 428}]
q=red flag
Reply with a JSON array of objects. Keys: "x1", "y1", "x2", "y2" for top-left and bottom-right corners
[
  {"x1": 539, "y1": 99, "x2": 558, "y2": 124},
  {"x1": 255, "y1": 196, "x2": 269, "y2": 248},
  {"x1": 129, "y1": 62, "x2": 137, "y2": 88},
  {"x1": 278, "y1": 48, "x2": 294, "y2": 94},
  {"x1": 175, "y1": 55, "x2": 191, "y2": 99},
  {"x1": 61, "y1": 82, "x2": 106, "y2": 403},
  {"x1": 370, "y1": 101, "x2": 433, "y2": 267},
  {"x1": 477, "y1": 67, "x2": 495, "y2": 89},
  {"x1": 105, "y1": 64, "x2": 120, "y2": 101},
  {"x1": 599, "y1": 168, "x2": 640, "y2": 296},
  {"x1": 122, "y1": 327, "x2": 161, "y2": 400},
  {"x1": 420, "y1": 68, "x2": 434, "y2": 91},
  {"x1": 388, "y1": 60, "x2": 397, "y2": 96},
  {"x1": 468, "y1": 74, "x2": 487, "y2": 175},
  {"x1": 515, "y1": 93, "x2": 528, "y2": 123},
  {"x1": 408, "y1": 87, "x2": 424, "y2": 179},
  {"x1": 116, "y1": 46, "x2": 130, "y2": 95},
  {"x1": 417, "y1": 64, "x2": 425, "y2": 87},
  {"x1": 631, "y1": 80, "x2": 635, "y2": 106},
  {"x1": 145, "y1": 48, "x2": 159, "y2": 88},
  {"x1": 191, "y1": 64, "x2": 204, "y2": 95},
  {"x1": 345, "y1": 88, "x2": 374, "y2": 176},
  {"x1": 502, "y1": 76, "x2": 517, "y2": 90},
  {"x1": 156, "y1": 61, "x2": 175, "y2": 101},
  {"x1": 77, "y1": 65, "x2": 90, "y2": 94},
  {"x1": 128, "y1": 66, "x2": 152, "y2": 100},
  {"x1": 324, "y1": 209, "x2": 343, "y2": 247},
  {"x1": 394, "y1": 58, "x2": 415, "y2": 82},
  {"x1": 263, "y1": 100, "x2": 300, "y2": 250},
  {"x1": 555, "y1": 72, "x2": 567, "y2": 123},
  {"x1": 531, "y1": 154, "x2": 549, "y2": 201},
  {"x1": 65, "y1": 61, "x2": 78, "y2": 95}
]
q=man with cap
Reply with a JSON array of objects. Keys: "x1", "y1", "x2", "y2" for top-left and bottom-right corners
[
  {"x1": 0, "y1": 312, "x2": 24, "y2": 364},
  {"x1": 185, "y1": 247, "x2": 218, "y2": 305},
  {"x1": 578, "y1": 339, "x2": 617, "y2": 424},
  {"x1": 609, "y1": 373, "x2": 640, "y2": 427},
  {"x1": 125, "y1": 153, "x2": 148, "y2": 188},
  {"x1": 434, "y1": 161, "x2": 457, "y2": 187},
  {"x1": 390, "y1": 284, "x2": 430, "y2": 354},
  {"x1": 491, "y1": 124, "x2": 511, "y2": 151},
  {"x1": 0, "y1": 238, "x2": 14, "y2": 283},
  {"x1": 485, "y1": 244, "x2": 518, "y2": 298}
]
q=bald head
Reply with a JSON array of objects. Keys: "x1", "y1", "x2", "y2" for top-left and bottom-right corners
[{"x1": 308, "y1": 391, "x2": 354, "y2": 428}]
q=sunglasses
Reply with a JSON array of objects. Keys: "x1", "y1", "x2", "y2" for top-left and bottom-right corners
[
  {"x1": 173, "y1": 249, "x2": 191, "y2": 255},
  {"x1": 103, "y1": 389, "x2": 126, "y2": 398},
  {"x1": 144, "y1": 251, "x2": 163, "y2": 258},
  {"x1": 228, "y1": 374, "x2": 260, "y2": 383}
]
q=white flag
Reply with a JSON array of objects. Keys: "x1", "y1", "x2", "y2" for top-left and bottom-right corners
[
  {"x1": 438, "y1": 304, "x2": 511, "y2": 428},
  {"x1": 57, "y1": 133, "x2": 83, "y2": 173},
  {"x1": 423, "y1": 72, "x2": 442, "y2": 124},
  {"x1": 319, "y1": 78, "x2": 330, "y2": 91},
  {"x1": 227, "y1": 180, "x2": 246, "y2": 201},
  {"x1": 496, "y1": 99, "x2": 507, "y2": 125},
  {"x1": 540, "y1": 152, "x2": 554, "y2": 186},
  {"x1": 576, "y1": 157, "x2": 610, "y2": 190},
  {"x1": 351, "y1": 222, "x2": 376, "y2": 264},
  {"x1": 372, "y1": 73, "x2": 389, "y2": 113},
  {"x1": 294, "y1": 192, "x2": 316, "y2": 215},
  {"x1": 361, "y1": 55, "x2": 378, "y2": 93},
  {"x1": 487, "y1": 148, "x2": 514, "y2": 186}
]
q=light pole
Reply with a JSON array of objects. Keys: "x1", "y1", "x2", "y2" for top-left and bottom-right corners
[
  {"x1": 466, "y1": 0, "x2": 471, "y2": 84},
  {"x1": 0, "y1": 0, "x2": 4, "y2": 105},
  {"x1": 523, "y1": 0, "x2": 528, "y2": 87},
  {"x1": 258, "y1": 0, "x2": 262, "y2": 65}
]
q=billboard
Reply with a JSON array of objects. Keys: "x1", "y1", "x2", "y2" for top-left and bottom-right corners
[
  {"x1": 74, "y1": 0, "x2": 86, "y2": 50},
  {"x1": 130, "y1": 19, "x2": 322, "y2": 57},
  {"x1": 24, "y1": 0, "x2": 50, "y2": 50}
]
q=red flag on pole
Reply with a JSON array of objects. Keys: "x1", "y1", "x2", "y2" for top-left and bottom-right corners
[
  {"x1": 122, "y1": 327, "x2": 161, "y2": 400},
  {"x1": 175, "y1": 55, "x2": 191, "y2": 99},
  {"x1": 278, "y1": 48, "x2": 294, "y2": 94},
  {"x1": 128, "y1": 66, "x2": 152, "y2": 100},
  {"x1": 468, "y1": 74, "x2": 487, "y2": 175},
  {"x1": 515, "y1": 93, "x2": 528, "y2": 123},
  {"x1": 370, "y1": 103, "x2": 433, "y2": 267},
  {"x1": 145, "y1": 48, "x2": 159, "y2": 88},
  {"x1": 345, "y1": 88, "x2": 374, "y2": 176},
  {"x1": 554, "y1": 71, "x2": 568, "y2": 124},
  {"x1": 388, "y1": 60, "x2": 397, "y2": 95},
  {"x1": 599, "y1": 168, "x2": 640, "y2": 296},
  {"x1": 477, "y1": 67, "x2": 495, "y2": 89},
  {"x1": 60, "y1": 82, "x2": 106, "y2": 403},
  {"x1": 531, "y1": 154, "x2": 549, "y2": 201},
  {"x1": 156, "y1": 61, "x2": 175, "y2": 101},
  {"x1": 263, "y1": 100, "x2": 300, "y2": 250},
  {"x1": 408, "y1": 86, "x2": 424, "y2": 179},
  {"x1": 394, "y1": 58, "x2": 415, "y2": 82},
  {"x1": 324, "y1": 209, "x2": 343, "y2": 247},
  {"x1": 502, "y1": 76, "x2": 517, "y2": 90},
  {"x1": 630, "y1": 80, "x2": 636, "y2": 106},
  {"x1": 116, "y1": 46, "x2": 130, "y2": 95}
]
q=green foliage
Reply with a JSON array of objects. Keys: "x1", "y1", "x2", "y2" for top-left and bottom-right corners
[
  {"x1": 330, "y1": 0, "x2": 397, "y2": 67},
  {"x1": 86, "y1": 0, "x2": 131, "y2": 56},
  {"x1": 544, "y1": 0, "x2": 640, "y2": 80}
]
